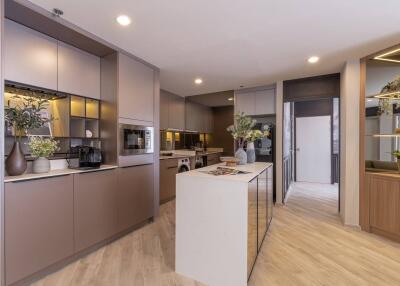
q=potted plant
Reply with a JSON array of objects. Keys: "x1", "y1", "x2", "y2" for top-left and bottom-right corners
[
  {"x1": 227, "y1": 113, "x2": 256, "y2": 165},
  {"x1": 4, "y1": 95, "x2": 51, "y2": 175},
  {"x1": 245, "y1": 126, "x2": 271, "y2": 163},
  {"x1": 28, "y1": 136, "x2": 59, "y2": 173},
  {"x1": 393, "y1": 150, "x2": 400, "y2": 173}
]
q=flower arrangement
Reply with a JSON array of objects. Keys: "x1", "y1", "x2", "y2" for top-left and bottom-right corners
[
  {"x1": 28, "y1": 136, "x2": 59, "y2": 158},
  {"x1": 5, "y1": 95, "x2": 51, "y2": 140},
  {"x1": 381, "y1": 76, "x2": 400, "y2": 94},
  {"x1": 227, "y1": 113, "x2": 257, "y2": 148}
]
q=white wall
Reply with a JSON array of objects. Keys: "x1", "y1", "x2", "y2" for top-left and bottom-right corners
[
  {"x1": 275, "y1": 81, "x2": 283, "y2": 204},
  {"x1": 340, "y1": 60, "x2": 360, "y2": 226}
]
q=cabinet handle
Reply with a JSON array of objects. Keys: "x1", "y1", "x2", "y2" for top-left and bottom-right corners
[
  {"x1": 120, "y1": 163, "x2": 154, "y2": 168},
  {"x1": 167, "y1": 166, "x2": 178, "y2": 169},
  {"x1": 10, "y1": 174, "x2": 71, "y2": 183}
]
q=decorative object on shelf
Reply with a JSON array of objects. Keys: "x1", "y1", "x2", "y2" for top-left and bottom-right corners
[
  {"x1": 28, "y1": 136, "x2": 59, "y2": 173},
  {"x1": 393, "y1": 150, "x2": 400, "y2": 173},
  {"x1": 4, "y1": 95, "x2": 51, "y2": 176},
  {"x1": 227, "y1": 113, "x2": 256, "y2": 165},
  {"x1": 86, "y1": 129, "x2": 93, "y2": 138},
  {"x1": 375, "y1": 76, "x2": 400, "y2": 115}
]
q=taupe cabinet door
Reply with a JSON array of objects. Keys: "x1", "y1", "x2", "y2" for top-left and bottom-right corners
[
  {"x1": 5, "y1": 175, "x2": 74, "y2": 285},
  {"x1": 160, "y1": 91, "x2": 169, "y2": 130},
  {"x1": 74, "y1": 169, "x2": 118, "y2": 252},
  {"x1": 247, "y1": 177, "x2": 258, "y2": 279},
  {"x1": 58, "y1": 41, "x2": 100, "y2": 99},
  {"x1": 4, "y1": 19, "x2": 58, "y2": 90},
  {"x1": 169, "y1": 93, "x2": 185, "y2": 130},
  {"x1": 118, "y1": 53, "x2": 154, "y2": 122},
  {"x1": 117, "y1": 164, "x2": 155, "y2": 232},
  {"x1": 159, "y1": 159, "x2": 178, "y2": 203},
  {"x1": 257, "y1": 170, "x2": 267, "y2": 251}
]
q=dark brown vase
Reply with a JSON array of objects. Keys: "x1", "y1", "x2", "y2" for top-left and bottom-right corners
[{"x1": 5, "y1": 141, "x2": 27, "y2": 176}]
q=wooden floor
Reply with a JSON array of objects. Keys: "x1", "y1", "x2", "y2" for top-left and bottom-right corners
[{"x1": 34, "y1": 182, "x2": 400, "y2": 286}]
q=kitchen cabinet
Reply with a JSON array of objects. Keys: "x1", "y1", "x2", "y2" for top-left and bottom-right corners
[
  {"x1": 247, "y1": 177, "x2": 258, "y2": 279},
  {"x1": 160, "y1": 159, "x2": 178, "y2": 203},
  {"x1": 235, "y1": 88, "x2": 276, "y2": 116},
  {"x1": 257, "y1": 170, "x2": 267, "y2": 251},
  {"x1": 5, "y1": 175, "x2": 74, "y2": 285},
  {"x1": 369, "y1": 175, "x2": 400, "y2": 235},
  {"x1": 58, "y1": 41, "x2": 100, "y2": 99},
  {"x1": 169, "y1": 93, "x2": 186, "y2": 130},
  {"x1": 74, "y1": 169, "x2": 118, "y2": 252},
  {"x1": 206, "y1": 153, "x2": 220, "y2": 166},
  {"x1": 118, "y1": 53, "x2": 155, "y2": 122},
  {"x1": 117, "y1": 164, "x2": 155, "y2": 231},
  {"x1": 160, "y1": 91, "x2": 169, "y2": 130},
  {"x1": 4, "y1": 19, "x2": 58, "y2": 90},
  {"x1": 186, "y1": 100, "x2": 213, "y2": 133}
]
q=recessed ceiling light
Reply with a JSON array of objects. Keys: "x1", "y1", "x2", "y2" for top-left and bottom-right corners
[
  {"x1": 308, "y1": 56, "x2": 319, "y2": 64},
  {"x1": 194, "y1": 78, "x2": 203, "y2": 85},
  {"x1": 228, "y1": 97, "x2": 234, "y2": 101},
  {"x1": 116, "y1": 15, "x2": 131, "y2": 26}
]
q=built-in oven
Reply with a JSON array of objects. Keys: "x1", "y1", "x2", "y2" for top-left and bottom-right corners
[{"x1": 119, "y1": 124, "x2": 154, "y2": 156}]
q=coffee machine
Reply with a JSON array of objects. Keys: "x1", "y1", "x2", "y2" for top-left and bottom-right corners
[{"x1": 68, "y1": 146, "x2": 102, "y2": 169}]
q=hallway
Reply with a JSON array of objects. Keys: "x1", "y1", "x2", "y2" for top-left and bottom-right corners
[
  {"x1": 250, "y1": 182, "x2": 400, "y2": 286},
  {"x1": 34, "y1": 183, "x2": 400, "y2": 286}
]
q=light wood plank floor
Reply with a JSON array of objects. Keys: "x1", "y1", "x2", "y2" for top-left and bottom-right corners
[{"x1": 34, "y1": 182, "x2": 400, "y2": 286}]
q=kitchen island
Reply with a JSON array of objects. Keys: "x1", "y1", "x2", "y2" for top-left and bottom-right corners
[{"x1": 176, "y1": 162, "x2": 273, "y2": 286}]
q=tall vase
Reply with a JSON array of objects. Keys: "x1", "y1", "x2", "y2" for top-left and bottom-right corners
[
  {"x1": 235, "y1": 147, "x2": 247, "y2": 165},
  {"x1": 246, "y1": 141, "x2": 256, "y2": 164},
  {"x1": 5, "y1": 141, "x2": 27, "y2": 176}
]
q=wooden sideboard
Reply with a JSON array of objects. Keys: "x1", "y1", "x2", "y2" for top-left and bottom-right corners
[{"x1": 364, "y1": 172, "x2": 400, "y2": 241}]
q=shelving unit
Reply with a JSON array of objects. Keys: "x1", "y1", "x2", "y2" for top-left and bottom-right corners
[{"x1": 4, "y1": 83, "x2": 102, "y2": 158}]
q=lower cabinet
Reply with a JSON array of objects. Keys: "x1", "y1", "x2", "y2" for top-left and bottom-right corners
[
  {"x1": 5, "y1": 175, "x2": 74, "y2": 285},
  {"x1": 369, "y1": 174, "x2": 400, "y2": 236},
  {"x1": 159, "y1": 159, "x2": 178, "y2": 203},
  {"x1": 117, "y1": 164, "x2": 155, "y2": 232},
  {"x1": 247, "y1": 177, "x2": 258, "y2": 279},
  {"x1": 206, "y1": 153, "x2": 221, "y2": 166},
  {"x1": 74, "y1": 169, "x2": 118, "y2": 252},
  {"x1": 257, "y1": 170, "x2": 267, "y2": 251}
]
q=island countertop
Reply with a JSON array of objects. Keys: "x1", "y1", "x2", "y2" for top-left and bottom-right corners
[{"x1": 177, "y1": 162, "x2": 272, "y2": 182}]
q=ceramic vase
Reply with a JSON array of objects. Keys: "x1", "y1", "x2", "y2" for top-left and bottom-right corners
[
  {"x1": 33, "y1": 157, "x2": 50, "y2": 174},
  {"x1": 246, "y1": 142, "x2": 256, "y2": 164},
  {"x1": 235, "y1": 147, "x2": 247, "y2": 165},
  {"x1": 5, "y1": 141, "x2": 27, "y2": 176}
]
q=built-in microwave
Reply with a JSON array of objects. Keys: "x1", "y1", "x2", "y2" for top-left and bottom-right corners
[{"x1": 119, "y1": 124, "x2": 154, "y2": 156}]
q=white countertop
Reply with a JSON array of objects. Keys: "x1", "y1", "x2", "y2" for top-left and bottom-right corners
[
  {"x1": 177, "y1": 162, "x2": 272, "y2": 182},
  {"x1": 4, "y1": 165, "x2": 118, "y2": 183}
]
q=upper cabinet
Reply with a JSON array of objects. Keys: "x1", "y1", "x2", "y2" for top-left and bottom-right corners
[
  {"x1": 235, "y1": 88, "x2": 276, "y2": 116},
  {"x1": 4, "y1": 20, "x2": 101, "y2": 99},
  {"x1": 160, "y1": 90, "x2": 185, "y2": 130},
  {"x1": 58, "y1": 42, "x2": 100, "y2": 99},
  {"x1": 185, "y1": 100, "x2": 213, "y2": 133},
  {"x1": 4, "y1": 19, "x2": 58, "y2": 90},
  {"x1": 118, "y1": 53, "x2": 155, "y2": 122}
]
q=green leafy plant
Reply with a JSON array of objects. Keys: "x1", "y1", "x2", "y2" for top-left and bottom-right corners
[
  {"x1": 381, "y1": 76, "x2": 400, "y2": 94},
  {"x1": 28, "y1": 136, "x2": 59, "y2": 158},
  {"x1": 4, "y1": 95, "x2": 51, "y2": 140},
  {"x1": 393, "y1": 150, "x2": 400, "y2": 159},
  {"x1": 227, "y1": 113, "x2": 256, "y2": 148}
]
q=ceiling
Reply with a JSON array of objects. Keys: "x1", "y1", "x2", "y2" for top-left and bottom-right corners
[{"x1": 28, "y1": 0, "x2": 400, "y2": 96}]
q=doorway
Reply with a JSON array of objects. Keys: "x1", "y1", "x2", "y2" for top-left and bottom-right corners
[{"x1": 295, "y1": 116, "x2": 331, "y2": 184}]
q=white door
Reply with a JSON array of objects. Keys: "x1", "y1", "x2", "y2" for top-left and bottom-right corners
[{"x1": 296, "y1": 116, "x2": 331, "y2": 184}]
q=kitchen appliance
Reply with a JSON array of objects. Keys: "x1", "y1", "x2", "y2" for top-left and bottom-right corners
[
  {"x1": 178, "y1": 158, "x2": 190, "y2": 173},
  {"x1": 69, "y1": 146, "x2": 102, "y2": 169},
  {"x1": 120, "y1": 124, "x2": 154, "y2": 156}
]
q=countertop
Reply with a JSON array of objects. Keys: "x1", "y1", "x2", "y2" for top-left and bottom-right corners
[
  {"x1": 159, "y1": 151, "x2": 222, "y2": 160},
  {"x1": 4, "y1": 165, "x2": 119, "y2": 183},
  {"x1": 177, "y1": 162, "x2": 272, "y2": 183}
]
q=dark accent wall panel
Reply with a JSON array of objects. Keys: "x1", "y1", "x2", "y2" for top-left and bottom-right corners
[
  {"x1": 209, "y1": 106, "x2": 234, "y2": 156},
  {"x1": 284, "y1": 73, "x2": 340, "y2": 102},
  {"x1": 294, "y1": 99, "x2": 332, "y2": 117}
]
